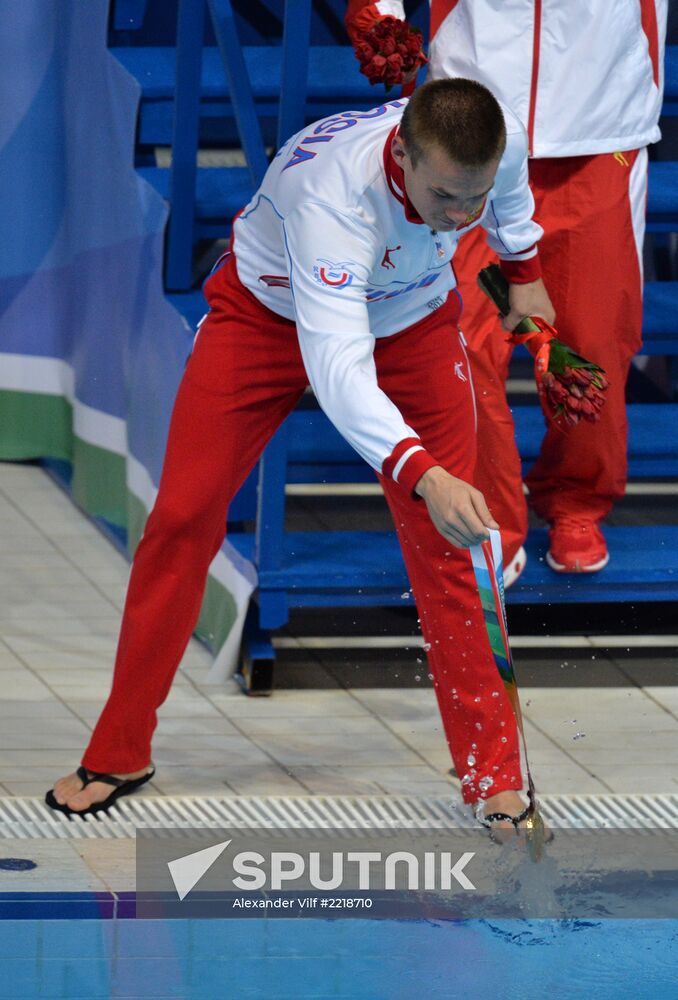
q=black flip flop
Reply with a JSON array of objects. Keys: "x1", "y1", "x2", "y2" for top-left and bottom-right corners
[
  {"x1": 477, "y1": 804, "x2": 555, "y2": 845},
  {"x1": 45, "y1": 764, "x2": 156, "y2": 819}
]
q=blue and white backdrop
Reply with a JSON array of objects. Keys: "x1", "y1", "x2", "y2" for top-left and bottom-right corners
[{"x1": 0, "y1": 0, "x2": 255, "y2": 680}]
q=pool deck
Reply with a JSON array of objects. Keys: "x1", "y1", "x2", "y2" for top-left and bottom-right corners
[{"x1": 0, "y1": 461, "x2": 676, "y2": 893}]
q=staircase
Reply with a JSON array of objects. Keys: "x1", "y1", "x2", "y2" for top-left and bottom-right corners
[{"x1": 108, "y1": 0, "x2": 678, "y2": 689}]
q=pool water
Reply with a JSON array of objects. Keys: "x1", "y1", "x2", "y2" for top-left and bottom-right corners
[{"x1": 0, "y1": 916, "x2": 676, "y2": 999}]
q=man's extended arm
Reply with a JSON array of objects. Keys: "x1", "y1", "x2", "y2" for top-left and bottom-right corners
[
  {"x1": 283, "y1": 201, "x2": 438, "y2": 495},
  {"x1": 283, "y1": 201, "x2": 496, "y2": 546}
]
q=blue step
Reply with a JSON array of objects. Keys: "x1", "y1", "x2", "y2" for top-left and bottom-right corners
[
  {"x1": 647, "y1": 161, "x2": 678, "y2": 231},
  {"x1": 139, "y1": 165, "x2": 253, "y2": 224},
  {"x1": 113, "y1": 45, "x2": 380, "y2": 101},
  {"x1": 513, "y1": 403, "x2": 678, "y2": 476},
  {"x1": 284, "y1": 402, "x2": 678, "y2": 480},
  {"x1": 284, "y1": 404, "x2": 678, "y2": 463},
  {"x1": 643, "y1": 281, "x2": 678, "y2": 349},
  {"x1": 114, "y1": 45, "x2": 383, "y2": 144},
  {"x1": 281, "y1": 404, "x2": 678, "y2": 481},
  {"x1": 229, "y1": 526, "x2": 678, "y2": 606},
  {"x1": 664, "y1": 44, "x2": 678, "y2": 113}
]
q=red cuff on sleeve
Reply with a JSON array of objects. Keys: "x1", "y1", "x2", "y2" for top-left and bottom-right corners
[
  {"x1": 498, "y1": 251, "x2": 542, "y2": 284},
  {"x1": 345, "y1": 1, "x2": 382, "y2": 39},
  {"x1": 382, "y1": 437, "x2": 440, "y2": 499}
]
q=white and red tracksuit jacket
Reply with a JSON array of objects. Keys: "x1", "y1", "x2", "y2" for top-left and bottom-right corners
[
  {"x1": 348, "y1": 0, "x2": 668, "y2": 156},
  {"x1": 232, "y1": 99, "x2": 542, "y2": 495}
]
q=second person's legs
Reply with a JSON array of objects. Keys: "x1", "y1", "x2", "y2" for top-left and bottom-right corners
[{"x1": 525, "y1": 150, "x2": 646, "y2": 564}]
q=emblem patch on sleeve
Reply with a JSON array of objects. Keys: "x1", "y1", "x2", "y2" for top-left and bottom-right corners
[{"x1": 312, "y1": 259, "x2": 357, "y2": 289}]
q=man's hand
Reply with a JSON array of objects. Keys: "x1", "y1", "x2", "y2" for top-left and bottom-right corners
[
  {"x1": 502, "y1": 277, "x2": 555, "y2": 332},
  {"x1": 415, "y1": 466, "x2": 499, "y2": 548}
]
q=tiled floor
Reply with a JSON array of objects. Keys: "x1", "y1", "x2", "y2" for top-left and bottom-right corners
[{"x1": 0, "y1": 459, "x2": 677, "y2": 810}]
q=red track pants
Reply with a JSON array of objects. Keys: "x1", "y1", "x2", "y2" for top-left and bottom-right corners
[
  {"x1": 455, "y1": 149, "x2": 646, "y2": 560},
  {"x1": 81, "y1": 255, "x2": 523, "y2": 804}
]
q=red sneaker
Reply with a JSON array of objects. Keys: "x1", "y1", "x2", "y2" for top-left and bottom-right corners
[{"x1": 546, "y1": 516, "x2": 609, "y2": 573}]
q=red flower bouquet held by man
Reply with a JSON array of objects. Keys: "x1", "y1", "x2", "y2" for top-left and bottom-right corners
[
  {"x1": 478, "y1": 263, "x2": 609, "y2": 430},
  {"x1": 347, "y1": 2, "x2": 427, "y2": 90}
]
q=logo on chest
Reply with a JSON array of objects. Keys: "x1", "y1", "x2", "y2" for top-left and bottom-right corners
[{"x1": 381, "y1": 245, "x2": 402, "y2": 269}]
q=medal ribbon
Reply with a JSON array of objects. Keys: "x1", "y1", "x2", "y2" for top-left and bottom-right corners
[{"x1": 471, "y1": 529, "x2": 548, "y2": 860}]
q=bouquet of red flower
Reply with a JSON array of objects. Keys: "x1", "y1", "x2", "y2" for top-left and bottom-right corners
[
  {"x1": 478, "y1": 264, "x2": 609, "y2": 429},
  {"x1": 349, "y1": 11, "x2": 427, "y2": 91}
]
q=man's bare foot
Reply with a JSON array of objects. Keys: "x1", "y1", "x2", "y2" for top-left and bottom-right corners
[
  {"x1": 477, "y1": 790, "x2": 552, "y2": 843},
  {"x1": 51, "y1": 766, "x2": 154, "y2": 813}
]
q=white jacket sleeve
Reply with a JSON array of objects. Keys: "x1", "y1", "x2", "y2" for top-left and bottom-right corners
[
  {"x1": 375, "y1": 1, "x2": 406, "y2": 18},
  {"x1": 482, "y1": 123, "x2": 544, "y2": 281},
  {"x1": 282, "y1": 201, "x2": 439, "y2": 494}
]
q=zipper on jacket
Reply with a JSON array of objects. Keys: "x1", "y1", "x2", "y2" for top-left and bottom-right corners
[{"x1": 526, "y1": 0, "x2": 542, "y2": 155}]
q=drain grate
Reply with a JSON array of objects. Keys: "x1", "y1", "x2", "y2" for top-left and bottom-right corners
[{"x1": 1, "y1": 793, "x2": 677, "y2": 839}]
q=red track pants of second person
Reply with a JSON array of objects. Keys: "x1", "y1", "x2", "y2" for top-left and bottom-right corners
[{"x1": 455, "y1": 148, "x2": 647, "y2": 561}]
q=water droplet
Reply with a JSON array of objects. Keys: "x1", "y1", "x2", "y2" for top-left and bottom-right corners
[
  {"x1": 427, "y1": 673, "x2": 434, "y2": 680},
  {"x1": 491, "y1": 690, "x2": 499, "y2": 698},
  {"x1": 414, "y1": 675, "x2": 421, "y2": 683},
  {"x1": 400, "y1": 592, "x2": 409, "y2": 599},
  {"x1": 479, "y1": 776, "x2": 494, "y2": 792},
  {"x1": 423, "y1": 642, "x2": 431, "y2": 651},
  {"x1": 467, "y1": 754, "x2": 476, "y2": 766},
  {"x1": 500, "y1": 737, "x2": 508, "y2": 743},
  {"x1": 464, "y1": 619, "x2": 472, "y2": 626},
  {"x1": 573, "y1": 732, "x2": 586, "y2": 741},
  {"x1": 474, "y1": 696, "x2": 481, "y2": 703},
  {"x1": 475, "y1": 722, "x2": 482, "y2": 730}
]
